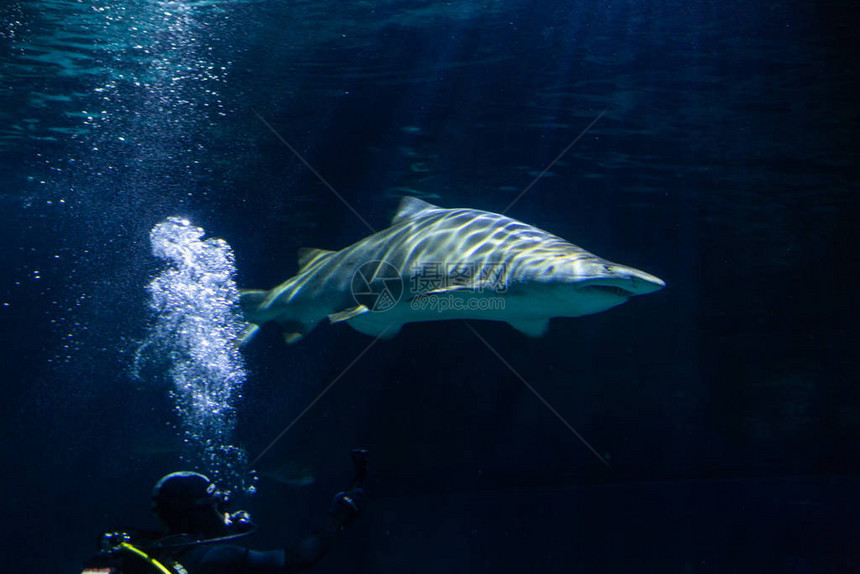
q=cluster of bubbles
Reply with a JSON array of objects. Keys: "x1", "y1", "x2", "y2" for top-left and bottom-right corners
[{"x1": 137, "y1": 216, "x2": 249, "y2": 490}]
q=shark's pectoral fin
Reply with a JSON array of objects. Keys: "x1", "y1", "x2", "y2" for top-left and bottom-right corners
[
  {"x1": 330, "y1": 305, "x2": 402, "y2": 340},
  {"x1": 378, "y1": 324, "x2": 402, "y2": 339},
  {"x1": 507, "y1": 318, "x2": 550, "y2": 337},
  {"x1": 328, "y1": 305, "x2": 370, "y2": 324}
]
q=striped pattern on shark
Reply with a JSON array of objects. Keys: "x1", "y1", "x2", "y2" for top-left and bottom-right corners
[{"x1": 239, "y1": 197, "x2": 665, "y2": 344}]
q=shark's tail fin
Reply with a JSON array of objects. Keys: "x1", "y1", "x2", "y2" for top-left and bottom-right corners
[{"x1": 237, "y1": 289, "x2": 268, "y2": 346}]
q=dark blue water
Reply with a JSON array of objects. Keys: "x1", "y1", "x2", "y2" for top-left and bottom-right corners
[{"x1": 1, "y1": 1, "x2": 858, "y2": 572}]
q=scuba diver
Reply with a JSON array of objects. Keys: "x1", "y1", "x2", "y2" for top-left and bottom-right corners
[{"x1": 82, "y1": 449, "x2": 368, "y2": 574}]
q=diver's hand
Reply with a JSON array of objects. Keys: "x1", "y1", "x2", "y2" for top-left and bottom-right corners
[
  {"x1": 351, "y1": 449, "x2": 369, "y2": 487},
  {"x1": 329, "y1": 488, "x2": 365, "y2": 529}
]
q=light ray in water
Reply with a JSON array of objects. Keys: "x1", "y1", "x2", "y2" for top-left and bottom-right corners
[{"x1": 136, "y1": 216, "x2": 248, "y2": 489}]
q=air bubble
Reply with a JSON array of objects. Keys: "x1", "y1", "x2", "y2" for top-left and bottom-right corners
[{"x1": 135, "y1": 217, "x2": 249, "y2": 489}]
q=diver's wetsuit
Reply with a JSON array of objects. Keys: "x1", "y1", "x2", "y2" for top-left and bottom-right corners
[
  {"x1": 167, "y1": 514, "x2": 344, "y2": 574},
  {"x1": 86, "y1": 453, "x2": 368, "y2": 574}
]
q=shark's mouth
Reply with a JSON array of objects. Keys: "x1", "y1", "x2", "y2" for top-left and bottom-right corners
[{"x1": 580, "y1": 284, "x2": 636, "y2": 298}]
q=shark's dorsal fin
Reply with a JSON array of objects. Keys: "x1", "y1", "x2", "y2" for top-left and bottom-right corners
[
  {"x1": 392, "y1": 196, "x2": 439, "y2": 225},
  {"x1": 297, "y1": 247, "x2": 336, "y2": 271}
]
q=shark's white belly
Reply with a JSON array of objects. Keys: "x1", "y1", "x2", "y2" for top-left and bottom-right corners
[{"x1": 342, "y1": 287, "x2": 627, "y2": 339}]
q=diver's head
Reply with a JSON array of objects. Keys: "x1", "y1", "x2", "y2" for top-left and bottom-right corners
[{"x1": 152, "y1": 471, "x2": 232, "y2": 537}]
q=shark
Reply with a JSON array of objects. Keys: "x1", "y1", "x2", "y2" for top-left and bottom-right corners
[{"x1": 239, "y1": 197, "x2": 665, "y2": 344}]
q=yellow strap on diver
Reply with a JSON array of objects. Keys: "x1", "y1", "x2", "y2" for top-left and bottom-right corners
[{"x1": 118, "y1": 542, "x2": 174, "y2": 574}]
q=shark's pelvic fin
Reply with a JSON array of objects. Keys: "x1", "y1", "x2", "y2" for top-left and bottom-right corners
[
  {"x1": 330, "y1": 305, "x2": 402, "y2": 340},
  {"x1": 347, "y1": 318, "x2": 402, "y2": 340},
  {"x1": 507, "y1": 318, "x2": 550, "y2": 338},
  {"x1": 328, "y1": 305, "x2": 370, "y2": 324},
  {"x1": 391, "y1": 196, "x2": 438, "y2": 225},
  {"x1": 297, "y1": 247, "x2": 336, "y2": 271},
  {"x1": 278, "y1": 319, "x2": 311, "y2": 344},
  {"x1": 284, "y1": 332, "x2": 304, "y2": 345}
]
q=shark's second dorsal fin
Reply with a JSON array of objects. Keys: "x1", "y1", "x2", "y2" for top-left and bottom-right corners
[
  {"x1": 391, "y1": 196, "x2": 439, "y2": 225},
  {"x1": 297, "y1": 247, "x2": 336, "y2": 271}
]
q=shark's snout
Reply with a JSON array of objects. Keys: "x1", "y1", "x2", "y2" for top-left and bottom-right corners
[
  {"x1": 617, "y1": 265, "x2": 666, "y2": 295},
  {"x1": 576, "y1": 261, "x2": 666, "y2": 297}
]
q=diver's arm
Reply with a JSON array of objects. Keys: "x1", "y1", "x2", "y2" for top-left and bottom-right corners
[
  {"x1": 188, "y1": 538, "x2": 331, "y2": 574},
  {"x1": 278, "y1": 488, "x2": 364, "y2": 571},
  {"x1": 184, "y1": 494, "x2": 360, "y2": 574},
  {"x1": 249, "y1": 450, "x2": 369, "y2": 573}
]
